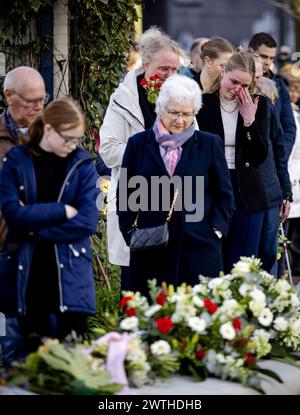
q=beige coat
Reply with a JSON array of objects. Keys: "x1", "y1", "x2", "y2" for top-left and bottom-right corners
[{"x1": 99, "y1": 69, "x2": 145, "y2": 265}]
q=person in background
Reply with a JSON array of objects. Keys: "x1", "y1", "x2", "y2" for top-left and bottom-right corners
[
  {"x1": 99, "y1": 27, "x2": 188, "y2": 291},
  {"x1": 197, "y1": 52, "x2": 269, "y2": 273},
  {"x1": 181, "y1": 37, "x2": 209, "y2": 84},
  {"x1": 0, "y1": 67, "x2": 48, "y2": 253},
  {"x1": 199, "y1": 37, "x2": 234, "y2": 92},
  {"x1": 252, "y1": 55, "x2": 292, "y2": 275},
  {"x1": 0, "y1": 66, "x2": 47, "y2": 164},
  {"x1": 117, "y1": 75, "x2": 234, "y2": 295},
  {"x1": 0, "y1": 97, "x2": 99, "y2": 366},
  {"x1": 248, "y1": 33, "x2": 296, "y2": 160},
  {"x1": 286, "y1": 78, "x2": 300, "y2": 274}
]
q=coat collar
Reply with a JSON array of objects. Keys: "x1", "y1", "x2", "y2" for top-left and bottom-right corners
[{"x1": 145, "y1": 129, "x2": 200, "y2": 177}]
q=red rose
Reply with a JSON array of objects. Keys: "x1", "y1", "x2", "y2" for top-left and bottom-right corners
[
  {"x1": 156, "y1": 80, "x2": 162, "y2": 88},
  {"x1": 156, "y1": 317, "x2": 173, "y2": 334},
  {"x1": 120, "y1": 295, "x2": 133, "y2": 308},
  {"x1": 124, "y1": 307, "x2": 137, "y2": 317},
  {"x1": 244, "y1": 353, "x2": 256, "y2": 367},
  {"x1": 204, "y1": 299, "x2": 218, "y2": 314},
  {"x1": 150, "y1": 74, "x2": 160, "y2": 80},
  {"x1": 140, "y1": 78, "x2": 148, "y2": 86},
  {"x1": 195, "y1": 348, "x2": 205, "y2": 360},
  {"x1": 232, "y1": 318, "x2": 242, "y2": 331},
  {"x1": 156, "y1": 293, "x2": 167, "y2": 305},
  {"x1": 236, "y1": 338, "x2": 248, "y2": 347}
]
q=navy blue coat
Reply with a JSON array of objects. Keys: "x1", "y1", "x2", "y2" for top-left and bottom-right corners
[
  {"x1": 260, "y1": 99, "x2": 292, "y2": 207},
  {"x1": 0, "y1": 145, "x2": 99, "y2": 315},
  {"x1": 271, "y1": 73, "x2": 296, "y2": 160},
  {"x1": 117, "y1": 129, "x2": 235, "y2": 294}
]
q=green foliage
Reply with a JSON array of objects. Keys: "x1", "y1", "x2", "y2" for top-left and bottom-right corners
[
  {"x1": 0, "y1": 0, "x2": 136, "y2": 324},
  {"x1": 68, "y1": 0, "x2": 142, "y2": 154},
  {"x1": 5, "y1": 340, "x2": 122, "y2": 395}
]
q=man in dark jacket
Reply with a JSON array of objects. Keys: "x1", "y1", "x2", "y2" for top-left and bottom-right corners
[
  {"x1": 248, "y1": 33, "x2": 296, "y2": 162},
  {"x1": 0, "y1": 66, "x2": 47, "y2": 250}
]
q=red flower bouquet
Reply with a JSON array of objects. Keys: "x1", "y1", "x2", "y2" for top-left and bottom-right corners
[{"x1": 140, "y1": 74, "x2": 163, "y2": 104}]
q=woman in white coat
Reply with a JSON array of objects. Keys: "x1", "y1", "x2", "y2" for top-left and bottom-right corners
[
  {"x1": 287, "y1": 79, "x2": 300, "y2": 273},
  {"x1": 99, "y1": 27, "x2": 187, "y2": 289}
]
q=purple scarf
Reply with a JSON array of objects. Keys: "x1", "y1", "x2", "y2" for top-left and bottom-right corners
[{"x1": 153, "y1": 117, "x2": 195, "y2": 176}]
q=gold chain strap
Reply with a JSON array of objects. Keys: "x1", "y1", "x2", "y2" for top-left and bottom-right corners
[
  {"x1": 132, "y1": 188, "x2": 179, "y2": 228},
  {"x1": 166, "y1": 188, "x2": 179, "y2": 222}
]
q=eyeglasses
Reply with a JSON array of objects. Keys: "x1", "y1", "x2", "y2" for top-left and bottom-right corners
[
  {"x1": 157, "y1": 66, "x2": 179, "y2": 74},
  {"x1": 166, "y1": 109, "x2": 194, "y2": 120},
  {"x1": 13, "y1": 90, "x2": 50, "y2": 106},
  {"x1": 55, "y1": 129, "x2": 83, "y2": 147}
]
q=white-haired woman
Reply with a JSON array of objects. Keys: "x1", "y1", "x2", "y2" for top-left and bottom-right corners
[
  {"x1": 99, "y1": 27, "x2": 188, "y2": 290},
  {"x1": 117, "y1": 75, "x2": 235, "y2": 295}
]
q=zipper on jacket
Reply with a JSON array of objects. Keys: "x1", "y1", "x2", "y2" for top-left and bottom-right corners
[
  {"x1": 19, "y1": 170, "x2": 30, "y2": 315},
  {"x1": 55, "y1": 157, "x2": 91, "y2": 312},
  {"x1": 113, "y1": 99, "x2": 144, "y2": 129}
]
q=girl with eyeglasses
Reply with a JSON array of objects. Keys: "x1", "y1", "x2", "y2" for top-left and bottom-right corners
[{"x1": 0, "y1": 97, "x2": 99, "y2": 366}]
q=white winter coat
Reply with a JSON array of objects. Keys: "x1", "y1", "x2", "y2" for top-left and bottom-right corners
[
  {"x1": 99, "y1": 69, "x2": 145, "y2": 265},
  {"x1": 288, "y1": 108, "x2": 300, "y2": 219}
]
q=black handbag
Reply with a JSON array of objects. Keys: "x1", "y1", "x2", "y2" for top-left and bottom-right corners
[{"x1": 129, "y1": 189, "x2": 179, "y2": 252}]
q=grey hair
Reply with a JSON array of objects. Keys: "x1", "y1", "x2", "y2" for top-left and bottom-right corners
[
  {"x1": 138, "y1": 26, "x2": 189, "y2": 67},
  {"x1": 3, "y1": 66, "x2": 44, "y2": 92},
  {"x1": 258, "y1": 77, "x2": 279, "y2": 102},
  {"x1": 155, "y1": 74, "x2": 202, "y2": 115}
]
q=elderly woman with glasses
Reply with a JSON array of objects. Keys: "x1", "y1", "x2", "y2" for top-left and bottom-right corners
[
  {"x1": 117, "y1": 74, "x2": 235, "y2": 295},
  {"x1": 0, "y1": 97, "x2": 99, "y2": 366}
]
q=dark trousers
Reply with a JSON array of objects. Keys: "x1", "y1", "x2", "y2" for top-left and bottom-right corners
[
  {"x1": 223, "y1": 170, "x2": 265, "y2": 273},
  {"x1": 0, "y1": 312, "x2": 87, "y2": 368}
]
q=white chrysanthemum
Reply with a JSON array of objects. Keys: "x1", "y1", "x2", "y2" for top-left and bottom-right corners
[
  {"x1": 192, "y1": 283, "x2": 208, "y2": 296},
  {"x1": 127, "y1": 347, "x2": 147, "y2": 362},
  {"x1": 273, "y1": 316, "x2": 288, "y2": 331},
  {"x1": 192, "y1": 296, "x2": 204, "y2": 308},
  {"x1": 150, "y1": 340, "x2": 171, "y2": 356},
  {"x1": 249, "y1": 299, "x2": 266, "y2": 317},
  {"x1": 274, "y1": 279, "x2": 291, "y2": 294},
  {"x1": 239, "y1": 283, "x2": 254, "y2": 297},
  {"x1": 290, "y1": 293, "x2": 300, "y2": 308},
  {"x1": 219, "y1": 322, "x2": 236, "y2": 340},
  {"x1": 250, "y1": 329, "x2": 271, "y2": 358},
  {"x1": 290, "y1": 317, "x2": 300, "y2": 338},
  {"x1": 223, "y1": 299, "x2": 239, "y2": 310},
  {"x1": 120, "y1": 316, "x2": 138, "y2": 331},
  {"x1": 216, "y1": 353, "x2": 226, "y2": 363},
  {"x1": 250, "y1": 288, "x2": 266, "y2": 302},
  {"x1": 258, "y1": 308, "x2": 273, "y2": 327},
  {"x1": 188, "y1": 316, "x2": 207, "y2": 333},
  {"x1": 208, "y1": 278, "x2": 223, "y2": 289},
  {"x1": 232, "y1": 260, "x2": 251, "y2": 275},
  {"x1": 144, "y1": 304, "x2": 161, "y2": 318}
]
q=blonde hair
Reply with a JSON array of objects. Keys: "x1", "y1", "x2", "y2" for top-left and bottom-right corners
[
  {"x1": 209, "y1": 51, "x2": 256, "y2": 94},
  {"x1": 138, "y1": 26, "x2": 189, "y2": 66},
  {"x1": 200, "y1": 37, "x2": 234, "y2": 61}
]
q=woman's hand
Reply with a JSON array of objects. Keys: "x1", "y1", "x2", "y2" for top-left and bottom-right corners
[
  {"x1": 65, "y1": 204, "x2": 78, "y2": 219},
  {"x1": 236, "y1": 87, "x2": 259, "y2": 126}
]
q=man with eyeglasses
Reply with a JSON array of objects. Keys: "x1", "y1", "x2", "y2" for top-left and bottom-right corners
[
  {"x1": 0, "y1": 66, "x2": 48, "y2": 166},
  {"x1": 0, "y1": 66, "x2": 47, "y2": 251}
]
